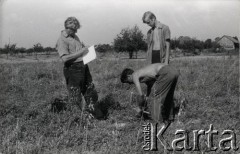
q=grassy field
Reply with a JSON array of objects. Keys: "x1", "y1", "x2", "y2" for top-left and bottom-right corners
[{"x1": 0, "y1": 55, "x2": 239, "y2": 154}]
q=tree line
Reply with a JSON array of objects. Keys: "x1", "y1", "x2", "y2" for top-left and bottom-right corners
[
  {"x1": 105, "y1": 25, "x2": 227, "y2": 58},
  {"x1": 0, "y1": 43, "x2": 57, "y2": 59},
  {"x1": 170, "y1": 38, "x2": 222, "y2": 56},
  {"x1": 1, "y1": 25, "x2": 231, "y2": 59}
]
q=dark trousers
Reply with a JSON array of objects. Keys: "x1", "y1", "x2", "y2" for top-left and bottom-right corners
[
  {"x1": 63, "y1": 62, "x2": 96, "y2": 110},
  {"x1": 151, "y1": 65, "x2": 179, "y2": 123},
  {"x1": 152, "y1": 50, "x2": 161, "y2": 63}
]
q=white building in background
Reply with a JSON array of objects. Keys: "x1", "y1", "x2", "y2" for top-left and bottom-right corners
[{"x1": 217, "y1": 35, "x2": 239, "y2": 50}]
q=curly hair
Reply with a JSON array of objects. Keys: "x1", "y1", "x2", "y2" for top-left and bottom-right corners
[
  {"x1": 120, "y1": 68, "x2": 134, "y2": 83},
  {"x1": 64, "y1": 17, "x2": 81, "y2": 30}
]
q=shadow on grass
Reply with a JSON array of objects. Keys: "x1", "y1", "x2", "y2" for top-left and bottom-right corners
[
  {"x1": 50, "y1": 93, "x2": 124, "y2": 120},
  {"x1": 95, "y1": 93, "x2": 124, "y2": 119}
]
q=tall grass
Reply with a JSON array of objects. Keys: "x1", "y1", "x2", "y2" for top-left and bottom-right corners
[{"x1": 0, "y1": 56, "x2": 239, "y2": 153}]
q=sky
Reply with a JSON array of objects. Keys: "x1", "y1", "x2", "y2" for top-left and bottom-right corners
[{"x1": 0, "y1": 0, "x2": 239, "y2": 48}]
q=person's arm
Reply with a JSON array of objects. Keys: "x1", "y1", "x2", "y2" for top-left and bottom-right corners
[
  {"x1": 164, "y1": 25, "x2": 171, "y2": 65},
  {"x1": 146, "y1": 29, "x2": 152, "y2": 63},
  {"x1": 61, "y1": 48, "x2": 88, "y2": 63},
  {"x1": 57, "y1": 35, "x2": 89, "y2": 63},
  {"x1": 132, "y1": 72, "x2": 143, "y2": 96},
  {"x1": 165, "y1": 40, "x2": 170, "y2": 65},
  {"x1": 133, "y1": 72, "x2": 147, "y2": 109},
  {"x1": 146, "y1": 80, "x2": 155, "y2": 97}
]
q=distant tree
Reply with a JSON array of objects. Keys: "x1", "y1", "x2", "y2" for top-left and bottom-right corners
[
  {"x1": 33, "y1": 43, "x2": 43, "y2": 59},
  {"x1": 193, "y1": 40, "x2": 204, "y2": 51},
  {"x1": 3, "y1": 43, "x2": 16, "y2": 59},
  {"x1": 2, "y1": 45, "x2": 8, "y2": 59},
  {"x1": 44, "y1": 47, "x2": 53, "y2": 55},
  {"x1": 176, "y1": 37, "x2": 205, "y2": 55},
  {"x1": 0, "y1": 48, "x2": 3, "y2": 56},
  {"x1": 16, "y1": 47, "x2": 26, "y2": 57},
  {"x1": 170, "y1": 38, "x2": 179, "y2": 50},
  {"x1": 186, "y1": 40, "x2": 194, "y2": 50},
  {"x1": 33, "y1": 43, "x2": 43, "y2": 53},
  {"x1": 178, "y1": 36, "x2": 191, "y2": 46},
  {"x1": 26, "y1": 48, "x2": 34, "y2": 56},
  {"x1": 95, "y1": 44, "x2": 112, "y2": 53},
  {"x1": 113, "y1": 25, "x2": 147, "y2": 59},
  {"x1": 204, "y1": 39, "x2": 212, "y2": 49},
  {"x1": 211, "y1": 41, "x2": 221, "y2": 52}
]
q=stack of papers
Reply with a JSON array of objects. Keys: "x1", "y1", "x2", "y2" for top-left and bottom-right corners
[{"x1": 83, "y1": 45, "x2": 97, "y2": 64}]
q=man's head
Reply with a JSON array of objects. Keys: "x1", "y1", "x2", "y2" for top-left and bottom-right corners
[
  {"x1": 64, "y1": 17, "x2": 81, "y2": 36},
  {"x1": 142, "y1": 11, "x2": 156, "y2": 28},
  {"x1": 121, "y1": 68, "x2": 134, "y2": 84}
]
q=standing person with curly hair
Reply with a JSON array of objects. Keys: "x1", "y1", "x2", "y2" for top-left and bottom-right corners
[
  {"x1": 56, "y1": 17, "x2": 103, "y2": 119},
  {"x1": 142, "y1": 11, "x2": 171, "y2": 64}
]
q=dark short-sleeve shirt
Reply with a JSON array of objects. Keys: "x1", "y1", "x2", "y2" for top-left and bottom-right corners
[{"x1": 56, "y1": 30, "x2": 83, "y2": 62}]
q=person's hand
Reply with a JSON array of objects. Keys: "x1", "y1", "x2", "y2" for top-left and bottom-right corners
[{"x1": 82, "y1": 48, "x2": 89, "y2": 56}]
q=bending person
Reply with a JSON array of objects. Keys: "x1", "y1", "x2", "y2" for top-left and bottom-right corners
[{"x1": 120, "y1": 63, "x2": 179, "y2": 125}]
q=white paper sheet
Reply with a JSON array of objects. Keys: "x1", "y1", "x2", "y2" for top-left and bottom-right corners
[{"x1": 83, "y1": 45, "x2": 97, "y2": 64}]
